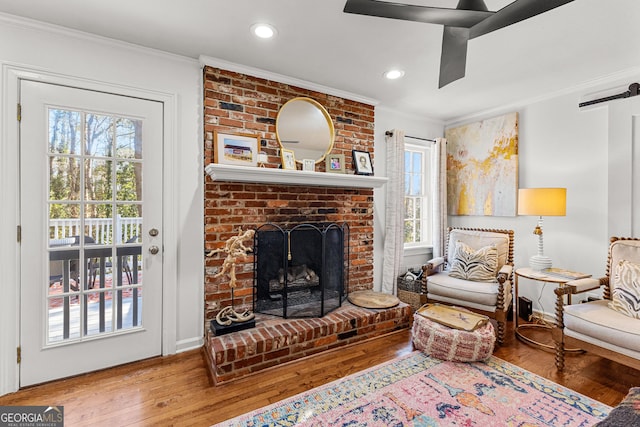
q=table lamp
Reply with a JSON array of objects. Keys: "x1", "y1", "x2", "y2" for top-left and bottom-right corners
[{"x1": 518, "y1": 188, "x2": 566, "y2": 270}]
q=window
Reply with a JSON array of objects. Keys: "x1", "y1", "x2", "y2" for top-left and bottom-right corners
[{"x1": 404, "y1": 141, "x2": 433, "y2": 248}]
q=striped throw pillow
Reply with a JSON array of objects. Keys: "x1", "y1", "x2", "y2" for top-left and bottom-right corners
[
  {"x1": 448, "y1": 241, "x2": 498, "y2": 282},
  {"x1": 609, "y1": 260, "x2": 640, "y2": 318}
]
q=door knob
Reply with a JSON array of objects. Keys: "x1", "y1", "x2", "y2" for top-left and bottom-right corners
[
  {"x1": 149, "y1": 228, "x2": 159, "y2": 237},
  {"x1": 149, "y1": 245, "x2": 159, "y2": 255}
]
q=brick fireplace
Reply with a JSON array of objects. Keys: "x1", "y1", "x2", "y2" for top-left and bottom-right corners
[
  {"x1": 254, "y1": 222, "x2": 348, "y2": 318},
  {"x1": 203, "y1": 65, "x2": 411, "y2": 384}
]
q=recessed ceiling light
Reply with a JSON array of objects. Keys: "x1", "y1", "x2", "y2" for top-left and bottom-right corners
[
  {"x1": 384, "y1": 69, "x2": 405, "y2": 80},
  {"x1": 251, "y1": 23, "x2": 277, "y2": 39}
]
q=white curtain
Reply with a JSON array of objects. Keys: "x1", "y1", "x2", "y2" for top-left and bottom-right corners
[
  {"x1": 432, "y1": 138, "x2": 448, "y2": 258},
  {"x1": 382, "y1": 129, "x2": 405, "y2": 294}
]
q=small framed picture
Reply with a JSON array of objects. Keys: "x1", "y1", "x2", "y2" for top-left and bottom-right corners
[
  {"x1": 302, "y1": 159, "x2": 315, "y2": 171},
  {"x1": 281, "y1": 149, "x2": 296, "y2": 170},
  {"x1": 353, "y1": 150, "x2": 373, "y2": 175},
  {"x1": 325, "y1": 154, "x2": 345, "y2": 174},
  {"x1": 213, "y1": 131, "x2": 259, "y2": 167}
]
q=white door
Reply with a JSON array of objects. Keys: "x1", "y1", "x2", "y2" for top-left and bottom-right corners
[
  {"x1": 608, "y1": 95, "x2": 640, "y2": 237},
  {"x1": 19, "y1": 80, "x2": 163, "y2": 386}
]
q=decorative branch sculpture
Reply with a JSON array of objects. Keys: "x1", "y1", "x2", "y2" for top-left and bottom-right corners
[{"x1": 207, "y1": 229, "x2": 256, "y2": 326}]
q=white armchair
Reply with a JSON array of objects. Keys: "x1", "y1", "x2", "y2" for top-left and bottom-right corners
[
  {"x1": 553, "y1": 237, "x2": 640, "y2": 371},
  {"x1": 421, "y1": 227, "x2": 514, "y2": 345}
]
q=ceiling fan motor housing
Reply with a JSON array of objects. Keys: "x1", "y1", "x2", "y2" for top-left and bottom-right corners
[{"x1": 456, "y1": 0, "x2": 489, "y2": 12}]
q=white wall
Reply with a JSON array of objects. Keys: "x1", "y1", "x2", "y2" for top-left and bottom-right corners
[
  {"x1": 374, "y1": 71, "x2": 639, "y2": 316},
  {"x1": 447, "y1": 74, "x2": 639, "y2": 318},
  {"x1": 373, "y1": 106, "x2": 444, "y2": 291},
  {"x1": 0, "y1": 15, "x2": 203, "y2": 394}
]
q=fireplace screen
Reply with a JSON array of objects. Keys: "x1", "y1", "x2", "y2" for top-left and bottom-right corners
[{"x1": 254, "y1": 223, "x2": 349, "y2": 318}]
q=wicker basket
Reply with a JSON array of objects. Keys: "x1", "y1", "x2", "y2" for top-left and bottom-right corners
[
  {"x1": 398, "y1": 289, "x2": 426, "y2": 312},
  {"x1": 397, "y1": 277, "x2": 426, "y2": 312}
]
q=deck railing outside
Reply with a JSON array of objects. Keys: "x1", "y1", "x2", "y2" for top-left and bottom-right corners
[
  {"x1": 48, "y1": 216, "x2": 143, "y2": 342},
  {"x1": 49, "y1": 216, "x2": 142, "y2": 244}
]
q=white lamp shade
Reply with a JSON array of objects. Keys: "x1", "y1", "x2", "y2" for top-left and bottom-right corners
[{"x1": 518, "y1": 188, "x2": 566, "y2": 216}]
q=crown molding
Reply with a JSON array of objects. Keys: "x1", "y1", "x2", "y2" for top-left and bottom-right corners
[
  {"x1": 375, "y1": 105, "x2": 445, "y2": 127},
  {"x1": 199, "y1": 55, "x2": 379, "y2": 106},
  {"x1": 0, "y1": 12, "x2": 198, "y2": 66},
  {"x1": 446, "y1": 65, "x2": 640, "y2": 127}
]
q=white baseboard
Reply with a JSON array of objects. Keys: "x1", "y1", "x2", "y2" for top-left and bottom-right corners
[
  {"x1": 531, "y1": 309, "x2": 556, "y2": 324},
  {"x1": 175, "y1": 337, "x2": 203, "y2": 353}
]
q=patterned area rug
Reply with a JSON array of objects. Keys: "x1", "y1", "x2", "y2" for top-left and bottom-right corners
[{"x1": 215, "y1": 351, "x2": 611, "y2": 426}]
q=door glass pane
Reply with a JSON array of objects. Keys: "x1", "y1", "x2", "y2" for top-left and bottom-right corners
[
  {"x1": 85, "y1": 291, "x2": 114, "y2": 336},
  {"x1": 85, "y1": 158, "x2": 113, "y2": 202},
  {"x1": 116, "y1": 161, "x2": 142, "y2": 201},
  {"x1": 85, "y1": 114, "x2": 113, "y2": 157},
  {"x1": 49, "y1": 203, "x2": 80, "y2": 240},
  {"x1": 117, "y1": 204, "x2": 142, "y2": 243},
  {"x1": 50, "y1": 157, "x2": 81, "y2": 201},
  {"x1": 49, "y1": 109, "x2": 81, "y2": 155},
  {"x1": 85, "y1": 203, "x2": 113, "y2": 244},
  {"x1": 46, "y1": 107, "x2": 144, "y2": 345},
  {"x1": 48, "y1": 296, "x2": 81, "y2": 343},
  {"x1": 116, "y1": 118, "x2": 142, "y2": 159},
  {"x1": 119, "y1": 287, "x2": 142, "y2": 329},
  {"x1": 48, "y1": 252, "x2": 79, "y2": 296}
]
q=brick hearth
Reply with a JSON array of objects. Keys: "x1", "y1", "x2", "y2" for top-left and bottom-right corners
[{"x1": 205, "y1": 302, "x2": 411, "y2": 385}]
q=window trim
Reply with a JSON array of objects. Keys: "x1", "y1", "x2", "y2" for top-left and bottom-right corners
[{"x1": 403, "y1": 140, "x2": 433, "y2": 250}]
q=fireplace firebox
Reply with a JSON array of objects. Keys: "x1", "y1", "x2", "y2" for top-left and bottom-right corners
[{"x1": 254, "y1": 223, "x2": 349, "y2": 318}]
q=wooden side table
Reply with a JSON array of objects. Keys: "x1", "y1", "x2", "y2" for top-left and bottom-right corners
[{"x1": 514, "y1": 267, "x2": 581, "y2": 351}]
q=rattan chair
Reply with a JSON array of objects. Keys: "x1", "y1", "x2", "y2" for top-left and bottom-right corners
[
  {"x1": 553, "y1": 237, "x2": 640, "y2": 371},
  {"x1": 421, "y1": 227, "x2": 515, "y2": 345}
]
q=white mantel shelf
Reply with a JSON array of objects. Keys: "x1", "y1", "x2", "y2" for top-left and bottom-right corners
[{"x1": 205, "y1": 163, "x2": 388, "y2": 189}]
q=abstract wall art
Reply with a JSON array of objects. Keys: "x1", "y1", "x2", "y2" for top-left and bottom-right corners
[{"x1": 445, "y1": 112, "x2": 518, "y2": 216}]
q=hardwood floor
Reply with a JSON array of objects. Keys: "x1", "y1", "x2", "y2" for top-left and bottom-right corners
[{"x1": 1, "y1": 320, "x2": 638, "y2": 426}]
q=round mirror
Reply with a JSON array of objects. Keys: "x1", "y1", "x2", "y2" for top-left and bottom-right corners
[{"x1": 276, "y1": 97, "x2": 335, "y2": 164}]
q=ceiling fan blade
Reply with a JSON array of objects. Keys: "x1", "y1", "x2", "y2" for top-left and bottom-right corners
[
  {"x1": 439, "y1": 27, "x2": 469, "y2": 88},
  {"x1": 344, "y1": 0, "x2": 493, "y2": 28},
  {"x1": 470, "y1": 0, "x2": 574, "y2": 38}
]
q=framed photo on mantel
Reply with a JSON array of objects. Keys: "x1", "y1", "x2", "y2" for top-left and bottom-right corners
[
  {"x1": 353, "y1": 150, "x2": 373, "y2": 175},
  {"x1": 213, "y1": 131, "x2": 259, "y2": 167},
  {"x1": 281, "y1": 149, "x2": 296, "y2": 170},
  {"x1": 325, "y1": 154, "x2": 345, "y2": 174},
  {"x1": 302, "y1": 159, "x2": 315, "y2": 172}
]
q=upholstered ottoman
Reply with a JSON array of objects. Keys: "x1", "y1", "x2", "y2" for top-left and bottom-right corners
[{"x1": 412, "y1": 309, "x2": 496, "y2": 362}]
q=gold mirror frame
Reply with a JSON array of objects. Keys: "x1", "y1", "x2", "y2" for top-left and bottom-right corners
[{"x1": 275, "y1": 97, "x2": 335, "y2": 164}]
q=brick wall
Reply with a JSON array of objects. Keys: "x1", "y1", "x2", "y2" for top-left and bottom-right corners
[{"x1": 203, "y1": 66, "x2": 377, "y2": 325}]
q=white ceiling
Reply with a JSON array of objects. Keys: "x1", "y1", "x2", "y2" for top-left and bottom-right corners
[{"x1": 0, "y1": 0, "x2": 638, "y2": 122}]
